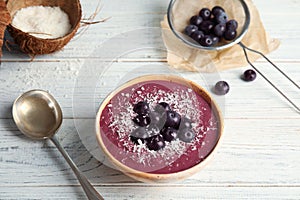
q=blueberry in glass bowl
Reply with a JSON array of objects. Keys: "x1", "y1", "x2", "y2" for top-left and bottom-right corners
[{"x1": 167, "y1": 0, "x2": 250, "y2": 50}]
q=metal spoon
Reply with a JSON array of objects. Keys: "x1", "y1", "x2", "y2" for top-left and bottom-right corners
[{"x1": 12, "y1": 89, "x2": 104, "y2": 200}]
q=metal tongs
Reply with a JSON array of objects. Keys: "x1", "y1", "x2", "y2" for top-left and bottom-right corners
[{"x1": 239, "y1": 42, "x2": 300, "y2": 113}]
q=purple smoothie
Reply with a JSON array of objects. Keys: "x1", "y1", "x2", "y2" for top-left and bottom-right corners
[{"x1": 99, "y1": 79, "x2": 221, "y2": 174}]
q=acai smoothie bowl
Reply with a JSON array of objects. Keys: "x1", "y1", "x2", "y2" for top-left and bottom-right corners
[{"x1": 95, "y1": 75, "x2": 223, "y2": 183}]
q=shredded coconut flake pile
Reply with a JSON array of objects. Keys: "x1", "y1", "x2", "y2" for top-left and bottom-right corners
[{"x1": 12, "y1": 6, "x2": 71, "y2": 39}]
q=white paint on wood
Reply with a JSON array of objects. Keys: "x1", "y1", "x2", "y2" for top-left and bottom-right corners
[{"x1": 0, "y1": 0, "x2": 299, "y2": 199}]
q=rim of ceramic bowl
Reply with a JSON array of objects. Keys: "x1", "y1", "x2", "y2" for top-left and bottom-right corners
[
  {"x1": 95, "y1": 74, "x2": 224, "y2": 183},
  {"x1": 167, "y1": 0, "x2": 251, "y2": 51}
]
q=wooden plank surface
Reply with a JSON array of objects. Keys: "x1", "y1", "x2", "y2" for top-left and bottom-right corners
[
  {"x1": 1, "y1": 61, "x2": 299, "y2": 119},
  {"x1": 1, "y1": 186, "x2": 300, "y2": 200},
  {"x1": 0, "y1": 0, "x2": 299, "y2": 199}
]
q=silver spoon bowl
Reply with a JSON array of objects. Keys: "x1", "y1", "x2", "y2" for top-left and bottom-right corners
[{"x1": 12, "y1": 89, "x2": 104, "y2": 200}]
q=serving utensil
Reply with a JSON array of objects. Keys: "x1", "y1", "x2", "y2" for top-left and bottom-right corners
[{"x1": 12, "y1": 89, "x2": 104, "y2": 200}]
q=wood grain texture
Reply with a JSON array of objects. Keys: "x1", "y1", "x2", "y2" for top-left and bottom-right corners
[
  {"x1": 1, "y1": 0, "x2": 300, "y2": 61},
  {"x1": 0, "y1": 118, "x2": 299, "y2": 184},
  {"x1": 0, "y1": 61, "x2": 299, "y2": 119},
  {"x1": 1, "y1": 186, "x2": 300, "y2": 200},
  {"x1": 0, "y1": 0, "x2": 299, "y2": 199}
]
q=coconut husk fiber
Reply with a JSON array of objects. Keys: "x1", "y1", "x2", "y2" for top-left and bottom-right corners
[
  {"x1": 161, "y1": 0, "x2": 280, "y2": 72},
  {"x1": 0, "y1": 1, "x2": 11, "y2": 58},
  {"x1": 6, "y1": 0, "x2": 82, "y2": 55}
]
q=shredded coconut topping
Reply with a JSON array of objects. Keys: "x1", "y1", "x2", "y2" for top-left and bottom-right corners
[{"x1": 101, "y1": 81, "x2": 218, "y2": 171}]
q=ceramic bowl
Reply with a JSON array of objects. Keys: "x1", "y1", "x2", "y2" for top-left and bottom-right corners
[{"x1": 95, "y1": 75, "x2": 223, "y2": 183}]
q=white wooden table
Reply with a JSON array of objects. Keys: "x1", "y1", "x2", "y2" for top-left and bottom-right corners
[{"x1": 0, "y1": 0, "x2": 299, "y2": 199}]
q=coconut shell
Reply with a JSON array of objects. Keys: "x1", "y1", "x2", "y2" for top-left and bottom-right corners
[
  {"x1": 0, "y1": 1, "x2": 11, "y2": 58},
  {"x1": 6, "y1": 0, "x2": 82, "y2": 55}
]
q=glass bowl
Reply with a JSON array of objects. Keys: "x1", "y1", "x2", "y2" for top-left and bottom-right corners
[{"x1": 167, "y1": 0, "x2": 250, "y2": 51}]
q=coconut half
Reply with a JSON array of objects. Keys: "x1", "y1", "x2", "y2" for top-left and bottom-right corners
[
  {"x1": 6, "y1": 0, "x2": 82, "y2": 55},
  {"x1": 0, "y1": 1, "x2": 11, "y2": 58}
]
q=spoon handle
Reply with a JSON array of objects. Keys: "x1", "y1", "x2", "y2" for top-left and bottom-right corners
[{"x1": 50, "y1": 135, "x2": 105, "y2": 200}]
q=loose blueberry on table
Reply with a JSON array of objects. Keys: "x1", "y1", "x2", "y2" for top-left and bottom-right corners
[
  {"x1": 184, "y1": 6, "x2": 238, "y2": 47},
  {"x1": 212, "y1": 70, "x2": 256, "y2": 95},
  {"x1": 243, "y1": 69, "x2": 257, "y2": 81},
  {"x1": 214, "y1": 81, "x2": 230, "y2": 95},
  {"x1": 130, "y1": 101, "x2": 196, "y2": 151}
]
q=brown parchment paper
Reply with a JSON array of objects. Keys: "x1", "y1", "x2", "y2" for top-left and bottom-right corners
[{"x1": 161, "y1": 0, "x2": 280, "y2": 72}]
